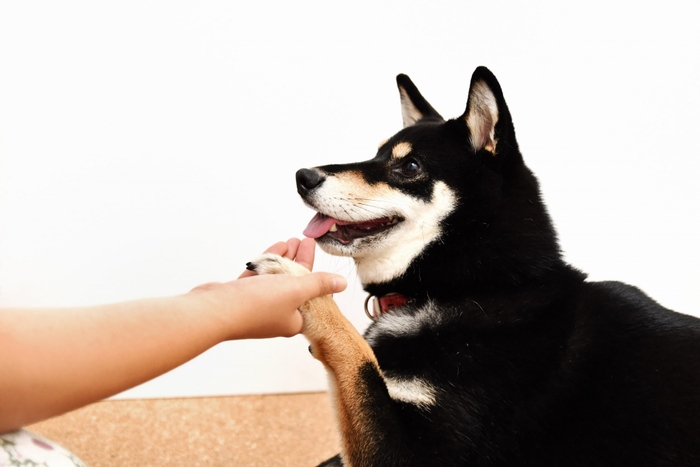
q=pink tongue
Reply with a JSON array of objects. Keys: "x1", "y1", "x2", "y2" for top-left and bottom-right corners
[{"x1": 303, "y1": 213, "x2": 340, "y2": 238}]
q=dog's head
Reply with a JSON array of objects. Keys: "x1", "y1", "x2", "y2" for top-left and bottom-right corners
[{"x1": 298, "y1": 67, "x2": 561, "y2": 298}]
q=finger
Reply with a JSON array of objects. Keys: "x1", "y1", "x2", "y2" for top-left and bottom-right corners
[
  {"x1": 279, "y1": 310, "x2": 304, "y2": 337},
  {"x1": 296, "y1": 272, "x2": 347, "y2": 301},
  {"x1": 264, "y1": 241, "x2": 290, "y2": 255},
  {"x1": 283, "y1": 238, "x2": 301, "y2": 260},
  {"x1": 295, "y1": 238, "x2": 316, "y2": 271}
]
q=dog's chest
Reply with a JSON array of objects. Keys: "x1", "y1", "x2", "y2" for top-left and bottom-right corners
[{"x1": 364, "y1": 303, "x2": 474, "y2": 381}]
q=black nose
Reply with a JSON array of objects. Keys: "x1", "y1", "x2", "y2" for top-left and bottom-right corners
[{"x1": 296, "y1": 168, "x2": 325, "y2": 195}]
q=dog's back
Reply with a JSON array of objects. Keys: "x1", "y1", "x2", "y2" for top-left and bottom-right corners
[{"x1": 546, "y1": 281, "x2": 700, "y2": 465}]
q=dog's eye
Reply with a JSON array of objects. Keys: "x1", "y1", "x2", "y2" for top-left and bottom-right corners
[{"x1": 394, "y1": 158, "x2": 422, "y2": 178}]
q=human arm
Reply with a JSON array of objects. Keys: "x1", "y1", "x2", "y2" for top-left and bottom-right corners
[{"x1": 0, "y1": 238, "x2": 346, "y2": 432}]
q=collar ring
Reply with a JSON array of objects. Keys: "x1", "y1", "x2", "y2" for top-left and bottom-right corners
[{"x1": 364, "y1": 294, "x2": 380, "y2": 321}]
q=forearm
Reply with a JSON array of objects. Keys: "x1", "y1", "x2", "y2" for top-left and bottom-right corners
[
  {"x1": 0, "y1": 246, "x2": 345, "y2": 432},
  {"x1": 0, "y1": 293, "x2": 226, "y2": 432}
]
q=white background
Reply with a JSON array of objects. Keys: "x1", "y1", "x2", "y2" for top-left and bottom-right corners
[{"x1": 1, "y1": 1, "x2": 698, "y2": 398}]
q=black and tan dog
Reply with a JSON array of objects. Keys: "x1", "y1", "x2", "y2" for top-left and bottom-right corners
[{"x1": 248, "y1": 67, "x2": 700, "y2": 467}]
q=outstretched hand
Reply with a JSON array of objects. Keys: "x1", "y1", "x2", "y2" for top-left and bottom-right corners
[{"x1": 190, "y1": 238, "x2": 347, "y2": 339}]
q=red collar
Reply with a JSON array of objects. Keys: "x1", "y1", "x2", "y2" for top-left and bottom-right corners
[{"x1": 364, "y1": 293, "x2": 412, "y2": 320}]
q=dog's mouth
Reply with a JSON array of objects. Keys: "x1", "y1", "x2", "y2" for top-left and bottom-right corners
[{"x1": 303, "y1": 212, "x2": 402, "y2": 244}]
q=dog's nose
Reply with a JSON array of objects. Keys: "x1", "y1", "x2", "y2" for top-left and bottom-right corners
[{"x1": 296, "y1": 168, "x2": 325, "y2": 195}]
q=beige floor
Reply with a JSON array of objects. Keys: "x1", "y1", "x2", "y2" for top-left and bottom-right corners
[{"x1": 28, "y1": 392, "x2": 339, "y2": 467}]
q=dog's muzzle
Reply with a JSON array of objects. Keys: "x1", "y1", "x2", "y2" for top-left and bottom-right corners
[{"x1": 296, "y1": 168, "x2": 325, "y2": 196}]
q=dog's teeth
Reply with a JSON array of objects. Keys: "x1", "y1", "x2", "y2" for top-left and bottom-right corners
[{"x1": 329, "y1": 223, "x2": 338, "y2": 232}]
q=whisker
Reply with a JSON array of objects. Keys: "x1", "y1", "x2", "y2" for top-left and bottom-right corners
[
  {"x1": 352, "y1": 197, "x2": 412, "y2": 208},
  {"x1": 353, "y1": 203, "x2": 390, "y2": 215},
  {"x1": 329, "y1": 196, "x2": 394, "y2": 218}
]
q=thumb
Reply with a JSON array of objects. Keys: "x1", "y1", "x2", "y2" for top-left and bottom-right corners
[{"x1": 297, "y1": 272, "x2": 348, "y2": 300}]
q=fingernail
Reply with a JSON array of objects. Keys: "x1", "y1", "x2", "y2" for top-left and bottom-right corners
[{"x1": 331, "y1": 276, "x2": 347, "y2": 293}]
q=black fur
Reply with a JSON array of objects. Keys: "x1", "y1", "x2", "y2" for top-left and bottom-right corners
[{"x1": 305, "y1": 67, "x2": 700, "y2": 466}]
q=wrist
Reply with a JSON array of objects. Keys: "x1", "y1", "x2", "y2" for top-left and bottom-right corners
[{"x1": 180, "y1": 288, "x2": 236, "y2": 343}]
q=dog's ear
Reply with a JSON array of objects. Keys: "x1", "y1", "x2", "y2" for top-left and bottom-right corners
[
  {"x1": 461, "y1": 67, "x2": 515, "y2": 156},
  {"x1": 396, "y1": 74, "x2": 444, "y2": 127}
]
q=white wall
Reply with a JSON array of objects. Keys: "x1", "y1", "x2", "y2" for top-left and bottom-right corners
[{"x1": 0, "y1": 1, "x2": 698, "y2": 398}]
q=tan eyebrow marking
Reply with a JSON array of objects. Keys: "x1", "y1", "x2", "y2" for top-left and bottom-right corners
[{"x1": 391, "y1": 141, "x2": 413, "y2": 159}]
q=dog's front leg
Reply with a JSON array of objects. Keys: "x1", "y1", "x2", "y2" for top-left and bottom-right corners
[{"x1": 249, "y1": 254, "x2": 410, "y2": 467}]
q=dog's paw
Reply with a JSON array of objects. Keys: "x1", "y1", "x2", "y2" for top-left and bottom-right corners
[{"x1": 246, "y1": 253, "x2": 311, "y2": 277}]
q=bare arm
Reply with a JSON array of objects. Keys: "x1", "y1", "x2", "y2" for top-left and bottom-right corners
[{"x1": 0, "y1": 238, "x2": 346, "y2": 432}]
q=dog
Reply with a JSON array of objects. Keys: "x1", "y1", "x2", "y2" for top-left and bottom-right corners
[{"x1": 248, "y1": 67, "x2": 700, "y2": 467}]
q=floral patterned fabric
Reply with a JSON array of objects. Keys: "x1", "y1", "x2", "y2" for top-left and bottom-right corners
[{"x1": 0, "y1": 429, "x2": 87, "y2": 467}]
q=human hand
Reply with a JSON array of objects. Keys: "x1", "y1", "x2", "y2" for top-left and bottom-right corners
[
  {"x1": 189, "y1": 238, "x2": 347, "y2": 339},
  {"x1": 238, "y1": 237, "x2": 316, "y2": 278}
]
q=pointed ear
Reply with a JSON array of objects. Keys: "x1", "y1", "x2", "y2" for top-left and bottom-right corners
[
  {"x1": 462, "y1": 67, "x2": 513, "y2": 155},
  {"x1": 396, "y1": 74, "x2": 444, "y2": 127}
]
